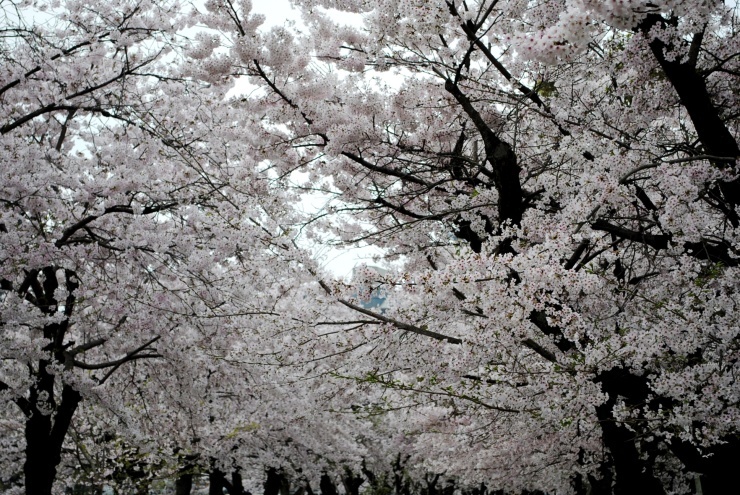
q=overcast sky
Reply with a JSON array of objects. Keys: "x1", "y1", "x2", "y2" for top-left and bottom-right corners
[{"x1": 251, "y1": 0, "x2": 303, "y2": 29}]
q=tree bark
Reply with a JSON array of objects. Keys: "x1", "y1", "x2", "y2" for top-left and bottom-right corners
[
  {"x1": 24, "y1": 381, "x2": 81, "y2": 495},
  {"x1": 175, "y1": 472, "x2": 193, "y2": 495},
  {"x1": 319, "y1": 474, "x2": 338, "y2": 495},
  {"x1": 230, "y1": 470, "x2": 249, "y2": 495},
  {"x1": 594, "y1": 369, "x2": 666, "y2": 495},
  {"x1": 210, "y1": 468, "x2": 228, "y2": 495}
]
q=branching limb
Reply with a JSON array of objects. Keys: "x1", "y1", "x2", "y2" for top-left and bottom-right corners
[
  {"x1": 342, "y1": 151, "x2": 432, "y2": 187},
  {"x1": 0, "y1": 379, "x2": 32, "y2": 417},
  {"x1": 66, "y1": 336, "x2": 163, "y2": 384},
  {"x1": 591, "y1": 220, "x2": 739, "y2": 266},
  {"x1": 316, "y1": 280, "x2": 462, "y2": 344},
  {"x1": 55, "y1": 203, "x2": 177, "y2": 247}
]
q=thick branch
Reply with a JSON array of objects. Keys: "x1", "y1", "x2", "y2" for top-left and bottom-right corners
[
  {"x1": 0, "y1": 39, "x2": 96, "y2": 98},
  {"x1": 62, "y1": 337, "x2": 108, "y2": 369},
  {"x1": 619, "y1": 155, "x2": 736, "y2": 184},
  {"x1": 529, "y1": 310, "x2": 576, "y2": 354},
  {"x1": 639, "y1": 16, "x2": 739, "y2": 161},
  {"x1": 253, "y1": 59, "x2": 318, "y2": 130},
  {"x1": 591, "y1": 220, "x2": 739, "y2": 266},
  {"x1": 73, "y1": 352, "x2": 161, "y2": 371},
  {"x1": 55, "y1": 202, "x2": 177, "y2": 247},
  {"x1": 0, "y1": 379, "x2": 32, "y2": 417},
  {"x1": 521, "y1": 338, "x2": 558, "y2": 363},
  {"x1": 374, "y1": 197, "x2": 448, "y2": 221},
  {"x1": 338, "y1": 298, "x2": 463, "y2": 344},
  {"x1": 638, "y1": 15, "x2": 740, "y2": 215},
  {"x1": 1, "y1": 104, "x2": 78, "y2": 134},
  {"x1": 441, "y1": 77, "x2": 524, "y2": 225},
  {"x1": 316, "y1": 280, "x2": 462, "y2": 343},
  {"x1": 342, "y1": 151, "x2": 432, "y2": 187},
  {"x1": 67, "y1": 336, "x2": 162, "y2": 384},
  {"x1": 564, "y1": 240, "x2": 590, "y2": 270}
]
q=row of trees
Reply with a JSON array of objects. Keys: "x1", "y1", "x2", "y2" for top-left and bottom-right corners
[{"x1": 1, "y1": 0, "x2": 738, "y2": 494}]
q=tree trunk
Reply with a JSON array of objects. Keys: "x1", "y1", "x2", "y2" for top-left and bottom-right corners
[
  {"x1": 669, "y1": 436, "x2": 740, "y2": 495},
  {"x1": 342, "y1": 470, "x2": 364, "y2": 495},
  {"x1": 595, "y1": 369, "x2": 665, "y2": 495},
  {"x1": 24, "y1": 379, "x2": 81, "y2": 495},
  {"x1": 210, "y1": 468, "x2": 228, "y2": 495},
  {"x1": 175, "y1": 472, "x2": 193, "y2": 495},
  {"x1": 230, "y1": 470, "x2": 249, "y2": 495},
  {"x1": 318, "y1": 474, "x2": 338, "y2": 495},
  {"x1": 699, "y1": 440, "x2": 740, "y2": 495},
  {"x1": 265, "y1": 469, "x2": 285, "y2": 495}
]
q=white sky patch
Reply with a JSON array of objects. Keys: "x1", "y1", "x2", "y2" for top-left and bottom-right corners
[
  {"x1": 251, "y1": 0, "x2": 303, "y2": 29},
  {"x1": 315, "y1": 241, "x2": 386, "y2": 280},
  {"x1": 293, "y1": 190, "x2": 388, "y2": 279},
  {"x1": 252, "y1": 0, "x2": 366, "y2": 30}
]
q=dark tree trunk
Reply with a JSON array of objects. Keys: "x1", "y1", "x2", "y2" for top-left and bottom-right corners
[
  {"x1": 230, "y1": 470, "x2": 249, "y2": 495},
  {"x1": 265, "y1": 469, "x2": 286, "y2": 495},
  {"x1": 423, "y1": 474, "x2": 441, "y2": 495},
  {"x1": 24, "y1": 380, "x2": 81, "y2": 495},
  {"x1": 595, "y1": 406, "x2": 664, "y2": 495},
  {"x1": 16, "y1": 268, "x2": 83, "y2": 495},
  {"x1": 668, "y1": 436, "x2": 740, "y2": 495},
  {"x1": 595, "y1": 366, "x2": 740, "y2": 495},
  {"x1": 174, "y1": 453, "x2": 198, "y2": 495},
  {"x1": 303, "y1": 478, "x2": 315, "y2": 495},
  {"x1": 342, "y1": 469, "x2": 364, "y2": 495},
  {"x1": 319, "y1": 474, "x2": 338, "y2": 495},
  {"x1": 585, "y1": 471, "x2": 613, "y2": 495},
  {"x1": 595, "y1": 369, "x2": 666, "y2": 495},
  {"x1": 210, "y1": 468, "x2": 227, "y2": 495},
  {"x1": 279, "y1": 473, "x2": 291, "y2": 495},
  {"x1": 573, "y1": 448, "x2": 613, "y2": 495},
  {"x1": 175, "y1": 472, "x2": 193, "y2": 495},
  {"x1": 698, "y1": 440, "x2": 740, "y2": 495},
  {"x1": 392, "y1": 455, "x2": 411, "y2": 495}
]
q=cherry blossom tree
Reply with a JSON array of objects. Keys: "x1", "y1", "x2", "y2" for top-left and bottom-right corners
[
  {"x1": 202, "y1": 0, "x2": 740, "y2": 493},
  {"x1": 0, "y1": 3, "x2": 407, "y2": 494},
  {"x1": 0, "y1": 1, "x2": 344, "y2": 493}
]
